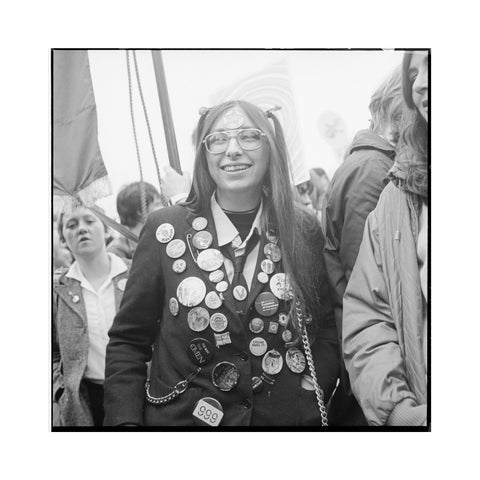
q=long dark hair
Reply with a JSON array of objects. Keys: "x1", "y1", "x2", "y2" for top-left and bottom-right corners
[
  {"x1": 393, "y1": 52, "x2": 428, "y2": 199},
  {"x1": 185, "y1": 100, "x2": 323, "y2": 330}
]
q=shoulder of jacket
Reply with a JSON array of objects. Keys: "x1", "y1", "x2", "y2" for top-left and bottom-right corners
[
  {"x1": 53, "y1": 267, "x2": 68, "y2": 285},
  {"x1": 148, "y1": 204, "x2": 189, "y2": 226}
]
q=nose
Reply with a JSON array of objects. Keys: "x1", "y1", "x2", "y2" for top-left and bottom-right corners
[
  {"x1": 225, "y1": 135, "x2": 242, "y2": 158},
  {"x1": 77, "y1": 220, "x2": 89, "y2": 234},
  {"x1": 414, "y1": 67, "x2": 428, "y2": 95}
]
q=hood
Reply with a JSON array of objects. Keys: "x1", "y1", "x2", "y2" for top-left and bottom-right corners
[
  {"x1": 388, "y1": 154, "x2": 428, "y2": 201},
  {"x1": 346, "y1": 129, "x2": 396, "y2": 158}
]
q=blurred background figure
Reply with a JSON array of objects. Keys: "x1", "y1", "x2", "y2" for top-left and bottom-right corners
[
  {"x1": 160, "y1": 164, "x2": 191, "y2": 205},
  {"x1": 53, "y1": 216, "x2": 73, "y2": 269},
  {"x1": 53, "y1": 206, "x2": 130, "y2": 426},
  {"x1": 342, "y1": 51, "x2": 428, "y2": 426},
  {"x1": 321, "y1": 64, "x2": 406, "y2": 426},
  {"x1": 296, "y1": 168, "x2": 330, "y2": 220}
]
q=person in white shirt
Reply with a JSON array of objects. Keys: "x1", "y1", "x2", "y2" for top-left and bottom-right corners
[{"x1": 53, "y1": 205, "x2": 130, "y2": 427}]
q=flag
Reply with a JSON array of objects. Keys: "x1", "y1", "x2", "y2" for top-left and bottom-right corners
[
  {"x1": 210, "y1": 58, "x2": 309, "y2": 185},
  {"x1": 53, "y1": 50, "x2": 111, "y2": 212}
]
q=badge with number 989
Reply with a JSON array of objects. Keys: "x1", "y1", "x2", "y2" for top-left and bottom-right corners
[{"x1": 192, "y1": 397, "x2": 224, "y2": 427}]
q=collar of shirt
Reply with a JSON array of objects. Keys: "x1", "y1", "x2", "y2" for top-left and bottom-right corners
[
  {"x1": 65, "y1": 253, "x2": 127, "y2": 294},
  {"x1": 210, "y1": 192, "x2": 263, "y2": 252}
]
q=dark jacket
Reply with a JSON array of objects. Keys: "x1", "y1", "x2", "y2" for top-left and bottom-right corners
[
  {"x1": 104, "y1": 204, "x2": 339, "y2": 427},
  {"x1": 321, "y1": 129, "x2": 395, "y2": 425}
]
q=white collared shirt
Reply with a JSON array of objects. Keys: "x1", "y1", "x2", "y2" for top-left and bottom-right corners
[
  {"x1": 66, "y1": 253, "x2": 127, "y2": 382},
  {"x1": 210, "y1": 194, "x2": 263, "y2": 289}
]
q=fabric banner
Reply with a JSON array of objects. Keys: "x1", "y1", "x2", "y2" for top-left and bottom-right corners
[
  {"x1": 53, "y1": 50, "x2": 111, "y2": 212},
  {"x1": 210, "y1": 58, "x2": 309, "y2": 185}
]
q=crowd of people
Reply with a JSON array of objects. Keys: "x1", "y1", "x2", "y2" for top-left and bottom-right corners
[{"x1": 52, "y1": 50, "x2": 429, "y2": 428}]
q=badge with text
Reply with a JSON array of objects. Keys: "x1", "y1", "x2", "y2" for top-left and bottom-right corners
[
  {"x1": 249, "y1": 337, "x2": 268, "y2": 357},
  {"x1": 192, "y1": 397, "x2": 224, "y2": 427},
  {"x1": 254, "y1": 292, "x2": 279, "y2": 317},
  {"x1": 187, "y1": 338, "x2": 214, "y2": 366}
]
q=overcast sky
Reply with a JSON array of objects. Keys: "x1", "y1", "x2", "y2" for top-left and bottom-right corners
[{"x1": 88, "y1": 49, "x2": 403, "y2": 218}]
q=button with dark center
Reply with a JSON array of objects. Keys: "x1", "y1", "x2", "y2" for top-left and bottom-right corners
[
  {"x1": 187, "y1": 337, "x2": 214, "y2": 366},
  {"x1": 254, "y1": 292, "x2": 279, "y2": 317}
]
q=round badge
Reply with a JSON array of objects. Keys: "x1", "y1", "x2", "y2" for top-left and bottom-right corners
[
  {"x1": 249, "y1": 337, "x2": 268, "y2": 357},
  {"x1": 264, "y1": 243, "x2": 282, "y2": 262},
  {"x1": 187, "y1": 307, "x2": 210, "y2": 332},
  {"x1": 270, "y1": 273, "x2": 294, "y2": 301},
  {"x1": 205, "y1": 291, "x2": 222, "y2": 309},
  {"x1": 285, "y1": 348, "x2": 306, "y2": 374},
  {"x1": 257, "y1": 272, "x2": 269, "y2": 284},
  {"x1": 209, "y1": 270, "x2": 224, "y2": 283},
  {"x1": 249, "y1": 317, "x2": 264, "y2": 334},
  {"x1": 176, "y1": 277, "x2": 207, "y2": 307},
  {"x1": 197, "y1": 249, "x2": 224, "y2": 272},
  {"x1": 210, "y1": 312, "x2": 228, "y2": 332},
  {"x1": 169, "y1": 297, "x2": 179, "y2": 316},
  {"x1": 278, "y1": 312, "x2": 289, "y2": 326},
  {"x1": 172, "y1": 258, "x2": 187, "y2": 274},
  {"x1": 282, "y1": 329, "x2": 293, "y2": 343},
  {"x1": 262, "y1": 349, "x2": 283, "y2": 375},
  {"x1": 212, "y1": 362, "x2": 240, "y2": 391},
  {"x1": 72, "y1": 295, "x2": 80, "y2": 304},
  {"x1": 233, "y1": 285, "x2": 248, "y2": 301},
  {"x1": 231, "y1": 236, "x2": 242, "y2": 248},
  {"x1": 261, "y1": 259, "x2": 275, "y2": 275},
  {"x1": 215, "y1": 281, "x2": 228, "y2": 293},
  {"x1": 254, "y1": 292, "x2": 279, "y2": 317},
  {"x1": 117, "y1": 278, "x2": 127, "y2": 291},
  {"x1": 192, "y1": 217, "x2": 208, "y2": 231},
  {"x1": 156, "y1": 223, "x2": 175, "y2": 243},
  {"x1": 166, "y1": 239, "x2": 186, "y2": 259},
  {"x1": 187, "y1": 338, "x2": 214, "y2": 366},
  {"x1": 266, "y1": 229, "x2": 277, "y2": 243},
  {"x1": 192, "y1": 230, "x2": 213, "y2": 250},
  {"x1": 252, "y1": 376, "x2": 264, "y2": 393}
]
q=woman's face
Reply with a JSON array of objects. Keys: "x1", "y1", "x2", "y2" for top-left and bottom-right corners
[
  {"x1": 205, "y1": 107, "x2": 269, "y2": 198},
  {"x1": 408, "y1": 52, "x2": 429, "y2": 122},
  {"x1": 61, "y1": 207, "x2": 107, "y2": 259}
]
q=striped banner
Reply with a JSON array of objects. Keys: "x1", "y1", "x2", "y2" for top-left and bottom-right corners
[{"x1": 210, "y1": 58, "x2": 309, "y2": 185}]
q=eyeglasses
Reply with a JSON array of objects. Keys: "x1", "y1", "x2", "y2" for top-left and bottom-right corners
[{"x1": 203, "y1": 128, "x2": 266, "y2": 154}]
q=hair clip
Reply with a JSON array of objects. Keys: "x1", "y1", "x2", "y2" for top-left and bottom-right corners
[
  {"x1": 198, "y1": 106, "x2": 210, "y2": 116},
  {"x1": 266, "y1": 105, "x2": 282, "y2": 117}
]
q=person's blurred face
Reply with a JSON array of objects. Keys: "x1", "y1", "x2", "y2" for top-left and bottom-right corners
[
  {"x1": 53, "y1": 224, "x2": 72, "y2": 268},
  {"x1": 409, "y1": 52, "x2": 429, "y2": 122},
  {"x1": 297, "y1": 181, "x2": 313, "y2": 209},
  {"x1": 61, "y1": 207, "x2": 106, "y2": 260},
  {"x1": 205, "y1": 107, "x2": 269, "y2": 198}
]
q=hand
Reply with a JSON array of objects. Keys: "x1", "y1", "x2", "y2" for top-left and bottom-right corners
[{"x1": 161, "y1": 165, "x2": 191, "y2": 202}]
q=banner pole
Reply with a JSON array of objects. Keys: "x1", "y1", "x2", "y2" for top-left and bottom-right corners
[{"x1": 151, "y1": 50, "x2": 182, "y2": 174}]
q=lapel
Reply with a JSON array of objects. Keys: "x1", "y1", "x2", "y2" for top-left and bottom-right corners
[
  {"x1": 184, "y1": 209, "x2": 239, "y2": 320},
  {"x1": 112, "y1": 270, "x2": 129, "y2": 312},
  {"x1": 54, "y1": 274, "x2": 87, "y2": 328}
]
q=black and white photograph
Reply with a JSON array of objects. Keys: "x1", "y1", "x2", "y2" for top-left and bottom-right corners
[{"x1": 52, "y1": 48, "x2": 429, "y2": 430}]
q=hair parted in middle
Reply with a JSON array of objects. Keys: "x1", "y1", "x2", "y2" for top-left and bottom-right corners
[
  {"x1": 184, "y1": 100, "x2": 329, "y2": 332},
  {"x1": 369, "y1": 64, "x2": 406, "y2": 146}
]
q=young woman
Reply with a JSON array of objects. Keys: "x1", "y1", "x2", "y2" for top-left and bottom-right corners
[
  {"x1": 342, "y1": 51, "x2": 429, "y2": 426},
  {"x1": 104, "y1": 100, "x2": 339, "y2": 427},
  {"x1": 53, "y1": 206, "x2": 130, "y2": 426}
]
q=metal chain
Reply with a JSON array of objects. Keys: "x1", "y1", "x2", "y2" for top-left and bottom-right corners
[
  {"x1": 145, "y1": 368, "x2": 201, "y2": 405},
  {"x1": 295, "y1": 300, "x2": 329, "y2": 427},
  {"x1": 126, "y1": 50, "x2": 148, "y2": 223},
  {"x1": 131, "y1": 50, "x2": 168, "y2": 207}
]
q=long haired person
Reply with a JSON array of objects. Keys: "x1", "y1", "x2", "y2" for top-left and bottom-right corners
[
  {"x1": 104, "y1": 100, "x2": 339, "y2": 427},
  {"x1": 342, "y1": 51, "x2": 429, "y2": 426}
]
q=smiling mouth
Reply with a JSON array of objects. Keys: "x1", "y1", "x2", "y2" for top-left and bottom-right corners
[{"x1": 221, "y1": 164, "x2": 251, "y2": 172}]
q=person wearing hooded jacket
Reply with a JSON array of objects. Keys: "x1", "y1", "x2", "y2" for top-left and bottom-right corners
[
  {"x1": 322, "y1": 65, "x2": 406, "y2": 425},
  {"x1": 342, "y1": 50, "x2": 429, "y2": 426}
]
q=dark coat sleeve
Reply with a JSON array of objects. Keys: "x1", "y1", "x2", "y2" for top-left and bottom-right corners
[
  {"x1": 104, "y1": 214, "x2": 165, "y2": 426},
  {"x1": 52, "y1": 289, "x2": 64, "y2": 402}
]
